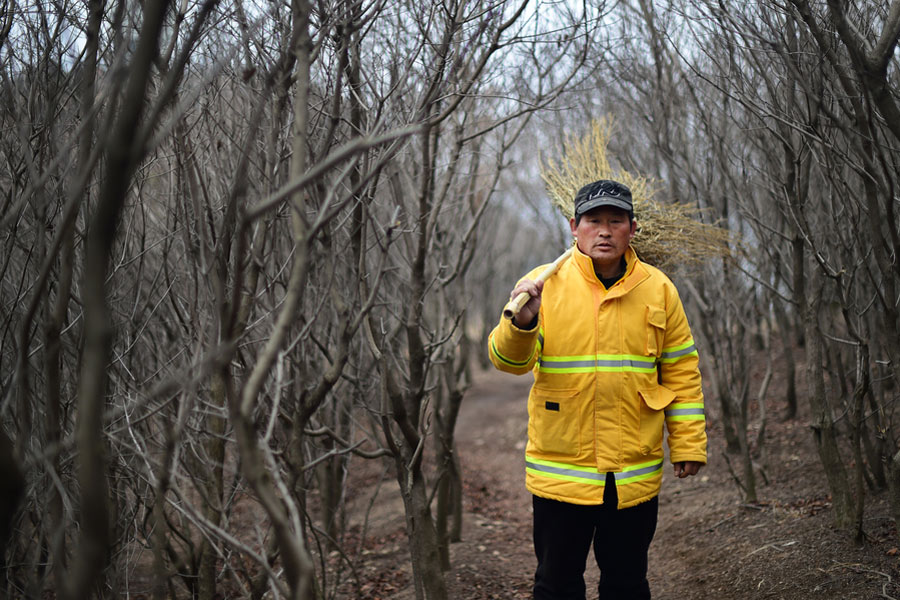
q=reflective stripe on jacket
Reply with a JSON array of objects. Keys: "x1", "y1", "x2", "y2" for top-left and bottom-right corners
[{"x1": 488, "y1": 245, "x2": 707, "y2": 508}]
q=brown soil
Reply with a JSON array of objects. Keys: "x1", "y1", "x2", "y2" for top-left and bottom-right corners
[{"x1": 343, "y1": 367, "x2": 900, "y2": 600}]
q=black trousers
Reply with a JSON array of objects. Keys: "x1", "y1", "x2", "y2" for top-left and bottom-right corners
[{"x1": 532, "y1": 473, "x2": 659, "y2": 600}]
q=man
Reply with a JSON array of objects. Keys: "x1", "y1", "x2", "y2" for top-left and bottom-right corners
[{"x1": 488, "y1": 179, "x2": 707, "y2": 600}]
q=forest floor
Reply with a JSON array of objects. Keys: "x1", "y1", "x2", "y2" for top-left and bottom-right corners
[{"x1": 339, "y1": 365, "x2": 900, "y2": 600}]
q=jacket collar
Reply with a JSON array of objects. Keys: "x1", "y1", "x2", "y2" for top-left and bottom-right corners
[{"x1": 570, "y1": 244, "x2": 649, "y2": 297}]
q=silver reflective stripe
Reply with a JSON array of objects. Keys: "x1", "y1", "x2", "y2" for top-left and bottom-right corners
[
  {"x1": 525, "y1": 459, "x2": 606, "y2": 482},
  {"x1": 665, "y1": 408, "x2": 705, "y2": 417},
  {"x1": 539, "y1": 359, "x2": 598, "y2": 369},
  {"x1": 615, "y1": 462, "x2": 662, "y2": 482},
  {"x1": 661, "y1": 343, "x2": 696, "y2": 360},
  {"x1": 539, "y1": 357, "x2": 657, "y2": 370},
  {"x1": 596, "y1": 357, "x2": 656, "y2": 369}
]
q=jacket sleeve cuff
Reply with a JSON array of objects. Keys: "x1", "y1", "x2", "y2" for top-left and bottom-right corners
[
  {"x1": 511, "y1": 314, "x2": 539, "y2": 331},
  {"x1": 670, "y1": 453, "x2": 707, "y2": 465},
  {"x1": 489, "y1": 315, "x2": 541, "y2": 372}
]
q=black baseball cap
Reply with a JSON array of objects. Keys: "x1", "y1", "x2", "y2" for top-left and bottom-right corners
[{"x1": 574, "y1": 180, "x2": 633, "y2": 216}]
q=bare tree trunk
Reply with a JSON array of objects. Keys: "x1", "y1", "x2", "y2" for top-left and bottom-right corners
[
  {"x1": 773, "y1": 299, "x2": 798, "y2": 421},
  {"x1": 755, "y1": 352, "x2": 774, "y2": 477},
  {"x1": 887, "y1": 446, "x2": 900, "y2": 538},
  {"x1": 0, "y1": 428, "x2": 25, "y2": 571},
  {"x1": 62, "y1": 2, "x2": 173, "y2": 596},
  {"x1": 805, "y1": 289, "x2": 855, "y2": 529},
  {"x1": 718, "y1": 392, "x2": 741, "y2": 456},
  {"x1": 44, "y1": 175, "x2": 77, "y2": 596},
  {"x1": 849, "y1": 342, "x2": 869, "y2": 545},
  {"x1": 393, "y1": 125, "x2": 451, "y2": 600},
  {"x1": 316, "y1": 400, "x2": 351, "y2": 544},
  {"x1": 395, "y1": 453, "x2": 448, "y2": 600},
  {"x1": 733, "y1": 382, "x2": 757, "y2": 504},
  {"x1": 198, "y1": 372, "x2": 227, "y2": 600},
  {"x1": 434, "y1": 385, "x2": 464, "y2": 571}
]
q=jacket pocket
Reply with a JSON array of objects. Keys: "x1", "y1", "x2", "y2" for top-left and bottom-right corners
[
  {"x1": 646, "y1": 305, "x2": 667, "y2": 356},
  {"x1": 529, "y1": 386, "x2": 580, "y2": 457},
  {"x1": 638, "y1": 386, "x2": 676, "y2": 455}
]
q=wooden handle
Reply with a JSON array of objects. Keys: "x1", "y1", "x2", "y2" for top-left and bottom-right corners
[
  {"x1": 502, "y1": 245, "x2": 575, "y2": 320},
  {"x1": 502, "y1": 291, "x2": 532, "y2": 320}
]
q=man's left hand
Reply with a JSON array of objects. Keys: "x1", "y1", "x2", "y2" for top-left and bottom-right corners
[{"x1": 673, "y1": 461, "x2": 703, "y2": 478}]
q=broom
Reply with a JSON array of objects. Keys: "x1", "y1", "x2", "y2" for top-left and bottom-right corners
[{"x1": 502, "y1": 116, "x2": 735, "y2": 320}]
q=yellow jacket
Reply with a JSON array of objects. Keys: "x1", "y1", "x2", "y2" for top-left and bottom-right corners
[{"x1": 488, "y1": 245, "x2": 707, "y2": 508}]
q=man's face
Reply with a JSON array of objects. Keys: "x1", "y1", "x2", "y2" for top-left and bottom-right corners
[{"x1": 569, "y1": 206, "x2": 636, "y2": 277}]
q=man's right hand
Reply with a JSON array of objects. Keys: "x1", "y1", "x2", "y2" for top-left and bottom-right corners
[{"x1": 510, "y1": 279, "x2": 544, "y2": 328}]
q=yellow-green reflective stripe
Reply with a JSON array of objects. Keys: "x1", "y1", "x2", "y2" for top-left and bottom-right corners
[
  {"x1": 665, "y1": 402, "x2": 704, "y2": 420},
  {"x1": 663, "y1": 340, "x2": 695, "y2": 353},
  {"x1": 527, "y1": 456, "x2": 599, "y2": 473},
  {"x1": 541, "y1": 353, "x2": 656, "y2": 363},
  {"x1": 526, "y1": 457, "x2": 606, "y2": 486},
  {"x1": 540, "y1": 365, "x2": 658, "y2": 374},
  {"x1": 665, "y1": 403, "x2": 704, "y2": 418},
  {"x1": 490, "y1": 337, "x2": 534, "y2": 367},
  {"x1": 526, "y1": 465, "x2": 606, "y2": 486},
  {"x1": 614, "y1": 461, "x2": 663, "y2": 484},
  {"x1": 525, "y1": 456, "x2": 663, "y2": 486},
  {"x1": 541, "y1": 354, "x2": 598, "y2": 362},
  {"x1": 660, "y1": 341, "x2": 697, "y2": 363}
]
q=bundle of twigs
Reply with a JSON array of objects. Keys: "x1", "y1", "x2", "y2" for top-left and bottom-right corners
[{"x1": 541, "y1": 117, "x2": 736, "y2": 272}]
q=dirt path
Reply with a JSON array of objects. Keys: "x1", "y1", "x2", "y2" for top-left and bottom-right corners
[{"x1": 350, "y1": 367, "x2": 899, "y2": 599}]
